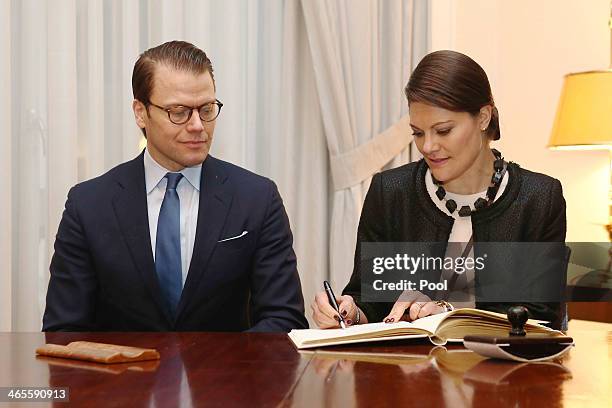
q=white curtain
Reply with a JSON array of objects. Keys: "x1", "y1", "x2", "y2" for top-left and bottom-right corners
[
  {"x1": 301, "y1": 0, "x2": 426, "y2": 288},
  {"x1": 0, "y1": 0, "x2": 12, "y2": 330},
  {"x1": 1, "y1": 0, "x2": 426, "y2": 331}
]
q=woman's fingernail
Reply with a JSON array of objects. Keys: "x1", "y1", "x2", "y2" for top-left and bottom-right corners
[
  {"x1": 389, "y1": 318, "x2": 395, "y2": 323},
  {"x1": 341, "y1": 310, "x2": 348, "y2": 317},
  {"x1": 334, "y1": 315, "x2": 340, "y2": 322},
  {"x1": 346, "y1": 319, "x2": 353, "y2": 325},
  {"x1": 384, "y1": 318, "x2": 390, "y2": 323}
]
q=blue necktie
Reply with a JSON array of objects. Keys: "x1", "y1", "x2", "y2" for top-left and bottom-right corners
[{"x1": 155, "y1": 172, "x2": 183, "y2": 317}]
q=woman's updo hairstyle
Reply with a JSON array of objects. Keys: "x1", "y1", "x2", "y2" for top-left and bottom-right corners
[{"x1": 405, "y1": 50, "x2": 500, "y2": 140}]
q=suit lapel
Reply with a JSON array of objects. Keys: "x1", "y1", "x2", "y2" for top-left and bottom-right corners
[
  {"x1": 111, "y1": 152, "x2": 174, "y2": 325},
  {"x1": 177, "y1": 156, "x2": 233, "y2": 318}
]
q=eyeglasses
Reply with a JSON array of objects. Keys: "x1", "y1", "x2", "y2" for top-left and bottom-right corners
[{"x1": 147, "y1": 99, "x2": 223, "y2": 124}]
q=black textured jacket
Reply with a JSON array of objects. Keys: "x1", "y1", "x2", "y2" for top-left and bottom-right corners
[{"x1": 343, "y1": 159, "x2": 567, "y2": 326}]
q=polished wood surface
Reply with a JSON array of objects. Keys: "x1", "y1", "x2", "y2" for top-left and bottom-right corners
[
  {"x1": 0, "y1": 320, "x2": 609, "y2": 407},
  {"x1": 568, "y1": 301, "x2": 612, "y2": 323}
]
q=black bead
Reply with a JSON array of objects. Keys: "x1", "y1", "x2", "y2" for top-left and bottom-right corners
[
  {"x1": 492, "y1": 171, "x2": 503, "y2": 184},
  {"x1": 435, "y1": 186, "x2": 446, "y2": 200},
  {"x1": 458, "y1": 206, "x2": 472, "y2": 217},
  {"x1": 445, "y1": 199, "x2": 457, "y2": 213},
  {"x1": 487, "y1": 186, "x2": 497, "y2": 199},
  {"x1": 474, "y1": 197, "x2": 488, "y2": 210}
]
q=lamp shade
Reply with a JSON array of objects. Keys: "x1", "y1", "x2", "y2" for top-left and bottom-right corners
[{"x1": 549, "y1": 70, "x2": 612, "y2": 150}]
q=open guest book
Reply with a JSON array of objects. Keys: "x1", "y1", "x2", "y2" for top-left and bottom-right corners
[{"x1": 289, "y1": 308, "x2": 562, "y2": 349}]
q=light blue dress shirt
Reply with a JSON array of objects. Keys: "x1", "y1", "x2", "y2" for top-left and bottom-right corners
[{"x1": 144, "y1": 149, "x2": 201, "y2": 286}]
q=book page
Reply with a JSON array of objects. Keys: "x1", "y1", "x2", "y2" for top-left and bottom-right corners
[
  {"x1": 288, "y1": 321, "x2": 431, "y2": 348},
  {"x1": 290, "y1": 311, "x2": 456, "y2": 346},
  {"x1": 408, "y1": 308, "x2": 554, "y2": 341},
  {"x1": 402, "y1": 311, "x2": 452, "y2": 333},
  {"x1": 384, "y1": 309, "x2": 533, "y2": 335},
  {"x1": 434, "y1": 309, "x2": 558, "y2": 341}
]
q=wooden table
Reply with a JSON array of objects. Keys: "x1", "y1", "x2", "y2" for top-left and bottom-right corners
[{"x1": 0, "y1": 320, "x2": 609, "y2": 407}]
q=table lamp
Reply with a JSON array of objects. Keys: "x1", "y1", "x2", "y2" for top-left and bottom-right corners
[{"x1": 548, "y1": 6, "x2": 612, "y2": 239}]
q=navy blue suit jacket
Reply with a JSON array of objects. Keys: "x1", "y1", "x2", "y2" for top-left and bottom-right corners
[{"x1": 43, "y1": 152, "x2": 308, "y2": 332}]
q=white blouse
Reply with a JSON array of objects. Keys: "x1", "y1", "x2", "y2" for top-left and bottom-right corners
[{"x1": 424, "y1": 168, "x2": 509, "y2": 306}]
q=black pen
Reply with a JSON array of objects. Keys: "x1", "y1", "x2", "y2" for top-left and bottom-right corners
[{"x1": 324, "y1": 281, "x2": 347, "y2": 329}]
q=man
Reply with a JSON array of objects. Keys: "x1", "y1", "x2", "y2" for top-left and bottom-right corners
[{"x1": 43, "y1": 41, "x2": 308, "y2": 332}]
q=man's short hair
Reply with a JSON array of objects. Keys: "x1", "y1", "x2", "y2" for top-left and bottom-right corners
[{"x1": 132, "y1": 41, "x2": 215, "y2": 136}]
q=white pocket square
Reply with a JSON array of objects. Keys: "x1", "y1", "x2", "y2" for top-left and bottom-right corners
[{"x1": 218, "y1": 230, "x2": 248, "y2": 243}]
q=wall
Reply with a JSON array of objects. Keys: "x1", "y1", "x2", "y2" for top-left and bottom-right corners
[{"x1": 430, "y1": 0, "x2": 611, "y2": 241}]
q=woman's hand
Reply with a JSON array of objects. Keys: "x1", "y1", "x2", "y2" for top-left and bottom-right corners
[
  {"x1": 311, "y1": 292, "x2": 363, "y2": 328},
  {"x1": 383, "y1": 291, "x2": 447, "y2": 323}
]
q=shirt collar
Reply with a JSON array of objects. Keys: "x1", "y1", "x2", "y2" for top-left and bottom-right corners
[{"x1": 144, "y1": 149, "x2": 202, "y2": 193}]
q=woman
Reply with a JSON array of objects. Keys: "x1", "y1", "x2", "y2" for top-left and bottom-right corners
[{"x1": 312, "y1": 50, "x2": 566, "y2": 329}]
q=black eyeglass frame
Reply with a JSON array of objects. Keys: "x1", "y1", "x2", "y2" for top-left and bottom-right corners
[{"x1": 147, "y1": 99, "x2": 223, "y2": 124}]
